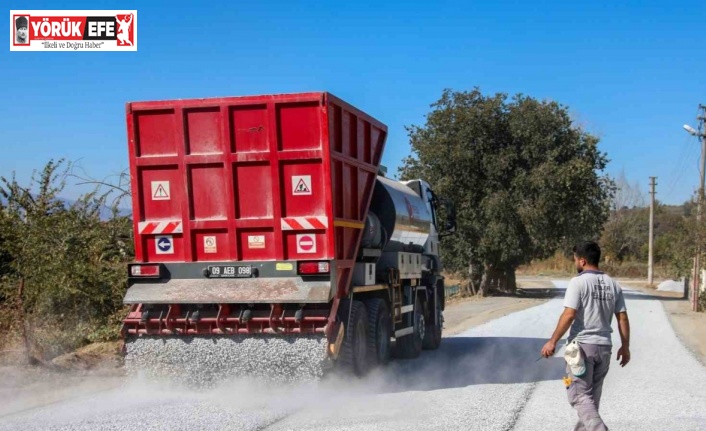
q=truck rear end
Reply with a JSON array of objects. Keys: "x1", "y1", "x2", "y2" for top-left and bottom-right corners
[{"x1": 121, "y1": 92, "x2": 388, "y2": 382}]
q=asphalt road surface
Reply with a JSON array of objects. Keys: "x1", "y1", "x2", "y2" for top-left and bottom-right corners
[{"x1": 2, "y1": 281, "x2": 705, "y2": 430}]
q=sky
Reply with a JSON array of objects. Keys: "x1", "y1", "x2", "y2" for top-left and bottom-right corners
[{"x1": 2, "y1": 0, "x2": 705, "y2": 206}]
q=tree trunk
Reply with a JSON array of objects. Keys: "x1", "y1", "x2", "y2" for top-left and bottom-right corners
[
  {"x1": 479, "y1": 266, "x2": 490, "y2": 297},
  {"x1": 462, "y1": 280, "x2": 478, "y2": 296},
  {"x1": 478, "y1": 264, "x2": 517, "y2": 296},
  {"x1": 479, "y1": 264, "x2": 501, "y2": 297},
  {"x1": 500, "y1": 266, "x2": 517, "y2": 294},
  {"x1": 466, "y1": 260, "x2": 483, "y2": 296},
  {"x1": 17, "y1": 277, "x2": 34, "y2": 365},
  {"x1": 498, "y1": 271, "x2": 507, "y2": 292}
]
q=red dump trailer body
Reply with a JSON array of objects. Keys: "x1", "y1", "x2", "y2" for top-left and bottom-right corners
[{"x1": 123, "y1": 92, "x2": 387, "y2": 339}]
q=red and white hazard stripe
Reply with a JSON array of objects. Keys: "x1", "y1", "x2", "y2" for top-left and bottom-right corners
[
  {"x1": 281, "y1": 216, "x2": 328, "y2": 231},
  {"x1": 138, "y1": 221, "x2": 183, "y2": 235}
]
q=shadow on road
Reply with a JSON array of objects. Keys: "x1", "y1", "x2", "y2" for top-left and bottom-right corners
[
  {"x1": 622, "y1": 291, "x2": 686, "y2": 302},
  {"x1": 515, "y1": 288, "x2": 685, "y2": 302},
  {"x1": 369, "y1": 337, "x2": 565, "y2": 394},
  {"x1": 514, "y1": 288, "x2": 567, "y2": 299}
]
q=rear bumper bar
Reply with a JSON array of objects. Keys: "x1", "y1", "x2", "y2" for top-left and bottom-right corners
[{"x1": 124, "y1": 277, "x2": 334, "y2": 304}]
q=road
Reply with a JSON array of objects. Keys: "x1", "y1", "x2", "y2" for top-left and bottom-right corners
[{"x1": 2, "y1": 281, "x2": 705, "y2": 430}]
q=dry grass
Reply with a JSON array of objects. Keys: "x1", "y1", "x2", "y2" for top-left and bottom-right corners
[
  {"x1": 444, "y1": 275, "x2": 463, "y2": 287},
  {"x1": 517, "y1": 251, "x2": 675, "y2": 279},
  {"x1": 517, "y1": 252, "x2": 574, "y2": 276}
]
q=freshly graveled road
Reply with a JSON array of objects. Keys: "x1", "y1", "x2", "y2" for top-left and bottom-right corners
[{"x1": 2, "y1": 281, "x2": 705, "y2": 431}]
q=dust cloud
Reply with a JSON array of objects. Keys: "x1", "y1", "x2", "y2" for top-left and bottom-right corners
[{"x1": 0, "y1": 332, "x2": 566, "y2": 430}]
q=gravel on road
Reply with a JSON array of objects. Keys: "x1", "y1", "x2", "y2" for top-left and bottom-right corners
[{"x1": 125, "y1": 334, "x2": 329, "y2": 386}]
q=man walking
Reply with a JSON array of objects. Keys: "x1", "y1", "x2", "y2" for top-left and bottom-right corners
[{"x1": 541, "y1": 241, "x2": 631, "y2": 431}]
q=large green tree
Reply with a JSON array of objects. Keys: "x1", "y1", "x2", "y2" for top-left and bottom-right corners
[{"x1": 401, "y1": 88, "x2": 613, "y2": 295}]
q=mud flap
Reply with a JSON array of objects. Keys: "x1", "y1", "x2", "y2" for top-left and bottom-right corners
[{"x1": 328, "y1": 322, "x2": 345, "y2": 360}]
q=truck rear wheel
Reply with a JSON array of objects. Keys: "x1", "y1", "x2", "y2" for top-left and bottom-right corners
[
  {"x1": 364, "y1": 298, "x2": 391, "y2": 367},
  {"x1": 395, "y1": 295, "x2": 423, "y2": 359},
  {"x1": 337, "y1": 299, "x2": 368, "y2": 376},
  {"x1": 423, "y1": 291, "x2": 442, "y2": 350}
]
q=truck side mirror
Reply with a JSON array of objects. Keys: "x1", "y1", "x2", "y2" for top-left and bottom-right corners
[{"x1": 439, "y1": 199, "x2": 456, "y2": 238}]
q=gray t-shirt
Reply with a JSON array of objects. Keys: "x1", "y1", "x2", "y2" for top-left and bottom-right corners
[{"x1": 563, "y1": 270, "x2": 627, "y2": 346}]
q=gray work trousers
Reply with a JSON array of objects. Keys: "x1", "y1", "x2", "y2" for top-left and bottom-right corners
[{"x1": 566, "y1": 343, "x2": 612, "y2": 431}]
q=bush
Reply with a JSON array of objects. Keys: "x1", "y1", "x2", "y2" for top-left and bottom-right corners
[{"x1": 0, "y1": 160, "x2": 133, "y2": 361}]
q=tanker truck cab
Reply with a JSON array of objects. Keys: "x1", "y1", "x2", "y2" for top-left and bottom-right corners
[{"x1": 348, "y1": 175, "x2": 455, "y2": 366}]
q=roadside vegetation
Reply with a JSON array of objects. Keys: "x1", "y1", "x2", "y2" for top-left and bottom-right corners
[
  {"x1": 519, "y1": 172, "x2": 698, "y2": 284},
  {"x1": 0, "y1": 160, "x2": 133, "y2": 364}
]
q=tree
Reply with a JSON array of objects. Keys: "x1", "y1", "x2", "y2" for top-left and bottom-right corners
[
  {"x1": 68, "y1": 159, "x2": 132, "y2": 209},
  {"x1": 401, "y1": 88, "x2": 613, "y2": 296},
  {"x1": 599, "y1": 170, "x2": 647, "y2": 264},
  {"x1": 654, "y1": 217, "x2": 692, "y2": 278},
  {"x1": 610, "y1": 169, "x2": 645, "y2": 211},
  {"x1": 600, "y1": 199, "x2": 692, "y2": 268},
  {"x1": 0, "y1": 160, "x2": 133, "y2": 361},
  {"x1": 601, "y1": 207, "x2": 649, "y2": 264}
]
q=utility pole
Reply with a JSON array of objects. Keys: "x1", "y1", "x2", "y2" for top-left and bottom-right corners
[
  {"x1": 648, "y1": 177, "x2": 656, "y2": 286},
  {"x1": 699, "y1": 107, "x2": 706, "y2": 224},
  {"x1": 691, "y1": 104, "x2": 706, "y2": 311},
  {"x1": 684, "y1": 104, "x2": 706, "y2": 312}
]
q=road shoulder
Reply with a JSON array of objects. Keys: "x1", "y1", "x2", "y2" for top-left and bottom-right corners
[
  {"x1": 619, "y1": 280, "x2": 706, "y2": 366},
  {"x1": 661, "y1": 299, "x2": 706, "y2": 366},
  {"x1": 443, "y1": 279, "x2": 554, "y2": 336}
]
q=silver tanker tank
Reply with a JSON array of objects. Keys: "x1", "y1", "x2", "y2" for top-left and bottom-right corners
[{"x1": 360, "y1": 176, "x2": 432, "y2": 254}]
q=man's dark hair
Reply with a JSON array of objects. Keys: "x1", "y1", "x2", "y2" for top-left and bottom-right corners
[{"x1": 573, "y1": 241, "x2": 601, "y2": 266}]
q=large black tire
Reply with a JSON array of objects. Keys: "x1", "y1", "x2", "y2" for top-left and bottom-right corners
[
  {"x1": 337, "y1": 299, "x2": 368, "y2": 376},
  {"x1": 395, "y1": 295, "x2": 424, "y2": 359},
  {"x1": 364, "y1": 298, "x2": 392, "y2": 367},
  {"x1": 423, "y1": 290, "x2": 443, "y2": 350}
]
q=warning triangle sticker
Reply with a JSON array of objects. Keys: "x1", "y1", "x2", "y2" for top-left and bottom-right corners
[
  {"x1": 154, "y1": 184, "x2": 169, "y2": 199},
  {"x1": 294, "y1": 178, "x2": 310, "y2": 194}
]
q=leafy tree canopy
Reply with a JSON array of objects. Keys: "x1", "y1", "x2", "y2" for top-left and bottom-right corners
[{"x1": 400, "y1": 88, "x2": 613, "y2": 295}]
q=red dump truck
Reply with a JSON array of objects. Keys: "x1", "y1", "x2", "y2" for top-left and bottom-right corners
[{"x1": 121, "y1": 92, "x2": 456, "y2": 379}]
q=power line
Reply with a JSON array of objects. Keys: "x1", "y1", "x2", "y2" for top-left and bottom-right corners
[
  {"x1": 666, "y1": 147, "x2": 689, "y2": 190},
  {"x1": 666, "y1": 134, "x2": 700, "y2": 199},
  {"x1": 665, "y1": 145, "x2": 697, "y2": 196},
  {"x1": 666, "y1": 106, "x2": 703, "y2": 198},
  {"x1": 667, "y1": 132, "x2": 696, "y2": 189}
]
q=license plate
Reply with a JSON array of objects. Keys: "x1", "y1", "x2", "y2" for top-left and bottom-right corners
[{"x1": 208, "y1": 265, "x2": 252, "y2": 278}]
